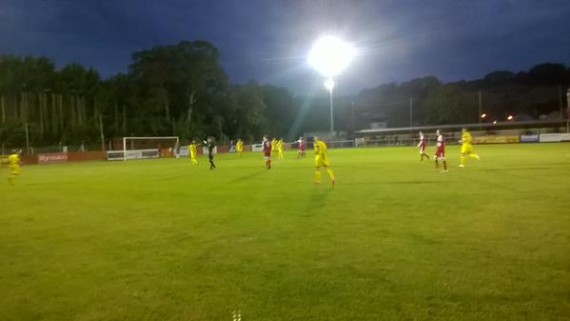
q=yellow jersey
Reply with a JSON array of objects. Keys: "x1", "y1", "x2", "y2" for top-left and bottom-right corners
[
  {"x1": 314, "y1": 140, "x2": 328, "y2": 157},
  {"x1": 277, "y1": 140, "x2": 283, "y2": 150},
  {"x1": 236, "y1": 141, "x2": 244, "y2": 151},
  {"x1": 462, "y1": 132, "x2": 473, "y2": 145},
  {"x1": 8, "y1": 154, "x2": 20, "y2": 168},
  {"x1": 189, "y1": 144, "x2": 197, "y2": 157}
]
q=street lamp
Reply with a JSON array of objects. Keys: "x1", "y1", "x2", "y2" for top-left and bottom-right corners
[{"x1": 308, "y1": 35, "x2": 355, "y2": 136}]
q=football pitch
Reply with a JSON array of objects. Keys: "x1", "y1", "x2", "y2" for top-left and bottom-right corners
[{"x1": 1, "y1": 144, "x2": 569, "y2": 321}]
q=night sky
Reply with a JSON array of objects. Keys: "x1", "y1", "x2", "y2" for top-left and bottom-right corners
[{"x1": 1, "y1": 0, "x2": 569, "y2": 94}]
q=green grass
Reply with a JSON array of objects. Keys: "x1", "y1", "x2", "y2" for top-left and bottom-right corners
[{"x1": 1, "y1": 144, "x2": 569, "y2": 321}]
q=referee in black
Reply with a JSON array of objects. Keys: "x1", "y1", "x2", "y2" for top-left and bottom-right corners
[{"x1": 203, "y1": 136, "x2": 217, "y2": 170}]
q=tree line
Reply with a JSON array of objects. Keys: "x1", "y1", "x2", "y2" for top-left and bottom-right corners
[
  {"x1": 352, "y1": 63, "x2": 570, "y2": 129},
  {"x1": 0, "y1": 41, "x2": 300, "y2": 149},
  {"x1": 1, "y1": 40, "x2": 568, "y2": 149}
]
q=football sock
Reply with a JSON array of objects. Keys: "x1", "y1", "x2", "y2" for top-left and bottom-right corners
[{"x1": 326, "y1": 168, "x2": 335, "y2": 181}]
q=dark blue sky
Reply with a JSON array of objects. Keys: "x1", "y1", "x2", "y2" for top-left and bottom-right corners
[{"x1": 1, "y1": 0, "x2": 569, "y2": 94}]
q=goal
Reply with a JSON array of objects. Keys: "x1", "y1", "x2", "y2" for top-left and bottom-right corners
[{"x1": 106, "y1": 136, "x2": 180, "y2": 161}]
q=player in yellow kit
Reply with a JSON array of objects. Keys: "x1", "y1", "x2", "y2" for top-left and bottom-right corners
[
  {"x1": 314, "y1": 137, "x2": 335, "y2": 188},
  {"x1": 276, "y1": 138, "x2": 284, "y2": 159},
  {"x1": 459, "y1": 128, "x2": 480, "y2": 167},
  {"x1": 8, "y1": 149, "x2": 22, "y2": 185},
  {"x1": 271, "y1": 138, "x2": 277, "y2": 154},
  {"x1": 236, "y1": 139, "x2": 244, "y2": 158},
  {"x1": 189, "y1": 140, "x2": 199, "y2": 165}
]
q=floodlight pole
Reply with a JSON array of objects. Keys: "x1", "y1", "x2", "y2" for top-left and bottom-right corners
[
  {"x1": 566, "y1": 88, "x2": 570, "y2": 133},
  {"x1": 329, "y1": 86, "x2": 334, "y2": 136},
  {"x1": 409, "y1": 98, "x2": 413, "y2": 128},
  {"x1": 25, "y1": 122, "x2": 30, "y2": 154},
  {"x1": 478, "y1": 91, "x2": 482, "y2": 124},
  {"x1": 351, "y1": 101, "x2": 355, "y2": 139},
  {"x1": 558, "y1": 86, "x2": 563, "y2": 119},
  {"x1": 324, "y1": 77, "x2": 335, "y2": 137},
  {"x1": 308, "y1": 36, "x2": 355, "y2": 138}
]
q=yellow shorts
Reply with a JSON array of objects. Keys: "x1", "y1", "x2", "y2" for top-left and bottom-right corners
[
  {"x1": 461, "y1": 144, "x2": 473, "y2": 154},
  {"x1": 315, "y1": 155, "x2": 330, "y2": 167}
]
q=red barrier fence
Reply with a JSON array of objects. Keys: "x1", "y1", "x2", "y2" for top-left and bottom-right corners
[
  {"x1": 68, "y1": 151, "x2": 106, "y2": 162},
  {"x1": 38, "y1": 153, "x2": 68, "y2": 164},
  {"x1": 19, "y1": 151, "x2": 105, "y2": 166}
]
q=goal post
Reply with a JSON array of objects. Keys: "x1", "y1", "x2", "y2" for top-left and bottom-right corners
[{"x1": 106, "y1": 136, "x2": 180, "y2": 161}]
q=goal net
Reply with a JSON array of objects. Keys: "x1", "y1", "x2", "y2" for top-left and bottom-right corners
[{"x1": 106, "y1": 136, "x2": 180, "y2": 161}]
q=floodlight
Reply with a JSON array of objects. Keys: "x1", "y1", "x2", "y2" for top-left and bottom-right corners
[
  {"x1": 324, "y1": 78, "x2": 335, "y2": 92},
  {"x1": 308, "y1": 36, "x2": 355, "y2": 77}
]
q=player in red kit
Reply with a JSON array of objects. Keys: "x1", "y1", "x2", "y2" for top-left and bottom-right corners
[
  {"x1": 297, "y1": 136, "x2": 306, "y2": 159},
  {"x1": 434, "y1": 129, "x2": 448, "y2": 172},
  {"x1": 417, "y1": 131, "x2": 429, "y2": 161},
  {"x1": 262, "y1": 135, "x2": 272, "y2": 170}
]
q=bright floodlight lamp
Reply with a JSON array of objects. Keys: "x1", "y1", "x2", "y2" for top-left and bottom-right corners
[
  {"x1": 324, "y1": 78, "x2": 335, "y2": 92},
  {"x1": 308, "y1": 35, "x2": 355, "y2": 137},
  {"x1": 308, "y1": 36, "x2": 356, "y2": 77}
]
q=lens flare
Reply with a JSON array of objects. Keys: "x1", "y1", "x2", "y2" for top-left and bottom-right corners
[{"x1": 308, "y1": 36, "x2": 356, "y2": 77}]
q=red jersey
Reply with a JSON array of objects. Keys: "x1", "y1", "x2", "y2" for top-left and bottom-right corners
[
  {"x1": 298, "y1": 140, "x2": 306, "y2": 151},
  {"x1": 435, "y1": 134, "x2": 445, "y2": 158},
  {"x1": 262, "y1": 140, "x2": 272, "y2": 157}
]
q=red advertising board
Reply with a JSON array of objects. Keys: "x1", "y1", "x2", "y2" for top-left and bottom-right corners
[{"x1": 38, "y1": 153, "x2": 68, "y2": 164}]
